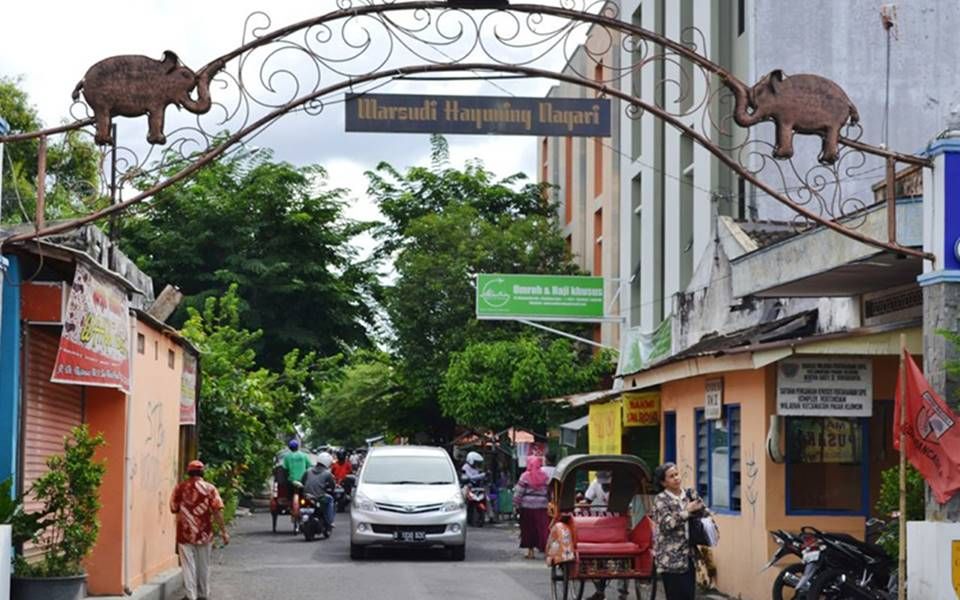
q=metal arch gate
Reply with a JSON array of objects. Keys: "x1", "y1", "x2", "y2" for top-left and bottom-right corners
[{"x1": 0, "y1": 0, "x2": 933, "y2": 262}]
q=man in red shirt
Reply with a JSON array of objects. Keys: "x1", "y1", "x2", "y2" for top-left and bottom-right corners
[
  {"x1": 331, "y1": 449, "x2": 352, "y2": 483},
  {"x1": 170, "y1": 460, "x2": 229, "y2": 600}
]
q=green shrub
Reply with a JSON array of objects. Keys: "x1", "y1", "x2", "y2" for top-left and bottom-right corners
[
  {"x1": 14, "y1": 425, "x2": 106, "y2": 577},
  {"x1": 875, "y1": 463, "x2": 924, "y2": 558}
]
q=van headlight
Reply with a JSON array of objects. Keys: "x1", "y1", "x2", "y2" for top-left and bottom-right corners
[
  {"x1": 442, "y1": 495, "x2": 466, "y2": 512},
  {"x1": 354, "y1": 492, "x2": 377, "y2": 512}
]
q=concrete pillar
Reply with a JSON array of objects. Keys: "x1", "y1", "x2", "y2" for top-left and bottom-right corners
[
  {"x1": 919, "y1": 137, "x2": 960, "y2": 520},
  {"x1": 909, "y1": 136, "x2": 960, "y2": 597}
]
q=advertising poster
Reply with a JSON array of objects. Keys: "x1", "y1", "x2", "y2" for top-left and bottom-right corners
[
  {"x1": 622, "y1": 391, "x2": 660, "y2": 427},
  {"x1": 589, "y1": 401, "x2": 622, "y2": 455},
  {"x1": 476, "y1": 273, "x2": 604, "y2": 320},
  {"x1": 51, "y1": 264, "x2": 130, "y2": 393},
  {"x1": 180, "y1": 353, "x2": 197, "y2": 425},
  {"x1": 705, "y1": 378, "x2": 724, "y2": 420}
]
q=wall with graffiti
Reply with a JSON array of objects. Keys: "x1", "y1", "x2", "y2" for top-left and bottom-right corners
[{"x1": 126, "y1": 318, "x2": 184, "y2": 589}]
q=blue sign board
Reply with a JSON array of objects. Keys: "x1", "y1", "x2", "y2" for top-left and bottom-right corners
[{"x1": 345, "y1": 93, "x2": 611, "y2": 137}]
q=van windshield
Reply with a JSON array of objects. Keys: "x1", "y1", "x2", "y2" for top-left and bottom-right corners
[{"x1": 362, "y1": 456, "x2": 456, "y2": 485}]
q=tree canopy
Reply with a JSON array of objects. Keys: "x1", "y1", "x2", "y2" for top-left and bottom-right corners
[
  {"x1": 0, "y1": 77, "x2": 102, "y2": 224},
  {"x1": 366, "y1": 135, "x2": 598, "y2": 439},
  {"x1": 121, "y1": 149, "x2": 380, "y2": 368}
]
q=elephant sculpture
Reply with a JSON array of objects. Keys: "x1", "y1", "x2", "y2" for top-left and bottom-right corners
[
  {"x1": 728, "y1": 69, "x2": 859, "y2": 165},
  {"x1": 72, "y1": 50, "x2": 225, "y2": 146}
]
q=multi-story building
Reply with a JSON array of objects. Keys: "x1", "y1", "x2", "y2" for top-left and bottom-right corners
[{"x1": 538, "y1": 17, "x2": 622, "y2": 350}]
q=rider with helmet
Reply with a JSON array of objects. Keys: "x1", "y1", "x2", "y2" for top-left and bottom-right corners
[
  {"x1": 462, "y1": 451, "x2": 485, "y2": 484},
  {"x1": 301, "y1": 452, "x2": 337, "y2": 527},
  {"x1": 283, "y1": 439, "x2": 310, "y2": 520}
]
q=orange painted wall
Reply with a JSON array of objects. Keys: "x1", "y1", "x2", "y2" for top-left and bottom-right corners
[
  {"x1": 660, "y1": 357, "x2": 908, "y2": 600},
  {"x1": 84, "y1": 386, "x2": 126, "y2": 595},
  {"x1": 126, "y1": 320, "x2": 182, "y2": 589}
]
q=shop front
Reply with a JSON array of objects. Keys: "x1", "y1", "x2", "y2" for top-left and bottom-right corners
[{"x1": 620, "y1": 327, "x2": 921, "y2": 600}]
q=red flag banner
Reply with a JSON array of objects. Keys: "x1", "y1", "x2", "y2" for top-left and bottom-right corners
[{"x1": 894, "y1": 350, "x2": 960, "y2": 503}]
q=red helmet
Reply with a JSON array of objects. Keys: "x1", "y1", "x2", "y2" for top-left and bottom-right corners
[{"x1": 187, "y1": 460, "x2": 205, "y2": 472}]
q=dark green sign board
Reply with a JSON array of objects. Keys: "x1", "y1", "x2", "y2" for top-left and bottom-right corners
[
  {"x1": 345, "y1": 93, "x2": 611, "y2": 137},
  {"x1": 475, "y1": 274, "x2": 605, "y2": 319}
]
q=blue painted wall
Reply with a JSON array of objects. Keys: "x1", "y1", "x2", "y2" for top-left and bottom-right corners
[{"x1": 0, "y1": 256, "x2": 20, "y2": 495}]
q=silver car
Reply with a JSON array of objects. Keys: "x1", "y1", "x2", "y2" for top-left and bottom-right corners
[{"x1": 350, "y1": 445, "x2": 467, "y2": 560}]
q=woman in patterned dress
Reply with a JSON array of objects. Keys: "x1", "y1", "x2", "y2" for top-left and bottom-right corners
[{"x1": 651, "y1": 462, "x2": 704, "y2": 600}]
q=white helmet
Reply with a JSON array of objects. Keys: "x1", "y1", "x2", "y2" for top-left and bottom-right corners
[
  {"x1": 316, "y1": 452, "x2": 334, "y2": 469},
  {"x1": 466, "y1": 451, "x2": 483, "y2": 467}
]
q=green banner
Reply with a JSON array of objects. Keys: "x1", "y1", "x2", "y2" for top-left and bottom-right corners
[{"x1": 475, "y1": 274, "x2": 604, "y2": 319}]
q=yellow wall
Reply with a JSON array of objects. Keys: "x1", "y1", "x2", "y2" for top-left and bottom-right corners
[
  {"x1": 660, "y1": 358, "x2": 903, "y2": 600},
  {"x1": 126, "y1": 320, "x2": 183, "y2": 589}
]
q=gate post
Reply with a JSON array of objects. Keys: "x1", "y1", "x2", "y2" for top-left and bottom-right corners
[{"x1": 906, "y1": 129, "x2": 960, "y2": 599}]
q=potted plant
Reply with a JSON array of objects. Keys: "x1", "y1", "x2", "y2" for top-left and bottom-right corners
[{"x1": 11, "y1": 425, "x2": 106, "y2": 600}]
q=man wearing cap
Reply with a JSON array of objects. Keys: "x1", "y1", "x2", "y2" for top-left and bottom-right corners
[
  {"x1": 584, "y1": 470, "x2": 612, "y2": 508},
  {"x1": 170, "y1": 460, "x2": 229, "y2": 600}
]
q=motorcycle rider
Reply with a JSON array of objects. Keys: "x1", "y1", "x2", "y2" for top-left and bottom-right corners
[
  {"x1": 301, "y1": 452, "x2": 337, "y2": 529},
  {"x1": 331, "y1": 449, "x2": 352, "y2": 483},
  {"x1": 283, "y1": 439, "x2": 310, "y2": 522},
  {"x1": 461, "y1": 451, "x2": 485, "y2": 484}
]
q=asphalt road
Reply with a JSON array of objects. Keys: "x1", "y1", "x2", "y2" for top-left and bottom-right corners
[{"x1": 207, "y1": 511, "x2": 551, "y2": 600}]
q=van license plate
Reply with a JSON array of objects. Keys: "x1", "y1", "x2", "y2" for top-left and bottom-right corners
[{"x1": 394, "y1": 530, "x2": 426, "y2": 542}]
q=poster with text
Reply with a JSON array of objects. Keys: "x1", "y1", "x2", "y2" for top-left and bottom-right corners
[
  {"x1": 180, "y1": 352, "x2": 197, "y2": 425},
  {"x1": 589, "y1": 401, "x2": 622, "y2": 455},
  {"x1": 623, "y1": 391, "x2": 660, "y2": 427},
  {"x1": 51, "y1": 263, "x2": 130, "y2": 393},
  {"x1": 777, "y1": 357, "x2": 872, "y2": 417}
]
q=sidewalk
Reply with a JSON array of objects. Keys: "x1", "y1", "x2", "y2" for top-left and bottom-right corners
[{"x1": 84, "y1": 568, "x2": 182, "y2": 600}]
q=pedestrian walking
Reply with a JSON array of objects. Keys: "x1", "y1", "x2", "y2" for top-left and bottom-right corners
[
  {"x1": 651, "y1": 462, "x2": 703, "y2": 600},
  {"x1": 170, "y1": 460, "x2": 229, "y2": 600},
  {"x1": 513, "y1": 455, "x2": 550, "y2": 559}
]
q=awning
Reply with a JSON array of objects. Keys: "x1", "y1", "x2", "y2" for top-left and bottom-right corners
[
  {"x1": 543, "y1": 388, "x2": 621, "y2": 407},
  {"x1": 559, "y1": 415, "x2": 589, "y2": 432},
  {"x1": 559, "y1": 415, "x2": 589, "y2": 448}
]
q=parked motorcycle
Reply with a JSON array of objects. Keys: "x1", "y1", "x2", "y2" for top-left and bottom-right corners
[
  {"x1": 763, "y1": 528, "x2": 809, "y2": 600},
  {"x1": 801, "y1": 521, "x2": 895, "y2": 600},
  {"x1": 335, "y1": 474, "x2": 356, "y2": 513},
  {"x1": 300, "y1": 493, "x2": 332, "y2": 542}
]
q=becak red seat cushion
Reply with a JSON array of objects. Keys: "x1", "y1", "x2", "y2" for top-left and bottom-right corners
[{"x1": 572, "y1": 515, "x2": 630, "y2": 544}]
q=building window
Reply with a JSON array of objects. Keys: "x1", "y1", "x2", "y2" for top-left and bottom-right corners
[
  {"x1": 593, "y1": 208, "x2": 603, "y2": 275},
  {"x1": 663, "y1": 412, "x2": 677, "y2": 464},
  {"x1": 738, "y1": 0, "x2": 746, "y2": 36},
  {"x1": 594, "y1": 137, "x2": 603, "y2": 197},
  {"x1": 137, "y1": 333, "x2": 145, "y2": 354},
  {"x1": 541, "y1": 137, "x2": 549, "y2": 184},
  {"x1": 695, "y1": 405, "x2": 741, "y2": 512},
  {"x1": 168, "y1": 349, "x2": 176, "y2": 369},
  {"x1": 786, "y1": 417, "x2": 867, "y2": 514},
  {"x1": 565, "y1": 234, "x2": 573, "y2": 258},
  {"x1": 154, "y1": 340, "x2": 159, "y2": 360}
]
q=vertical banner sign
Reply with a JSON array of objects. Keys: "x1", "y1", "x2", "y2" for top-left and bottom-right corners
[
  {"x1": 180, "y1": 353, "x2": 197, "y2": 425},
  {"x1": 51, "y1": 264, "x2": 130, "y2": 393},
  {"x1": 622, "y1": 391, "x2": 660, "y2": 427},
  {"x1": 705, "y1": 378, "x2": 724, "y2": 420},
  {"x1": 589, "y1": 401, "x2": 622, "y2": 455},
  {"x1": 777, "y1": 357, "x2": 872, "y2": 417}
]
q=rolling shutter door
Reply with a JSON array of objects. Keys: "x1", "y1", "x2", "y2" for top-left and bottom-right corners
[{"x1": 22, "y1": 325, "x2": 83, "y2": 514}]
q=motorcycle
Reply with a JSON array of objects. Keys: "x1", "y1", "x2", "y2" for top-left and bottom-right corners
[
  {"x1": 763, "y1": 528, "x2": 809, "y2": 600},
  {"x1": 766, "y1": 519, "x2": 896, "y2": 600},
  {"x1": 300, "y1": 493, "x2": 333, "y2": 542},
  {"x1": 463, "y1": 478, "x2": 488, "y2": 527},
  {"x1": 801, "y1": 521, "x2": 895, "y2": 600},
  {"x1": 334, "y1": 474, "x2": 356, "y2": 513}
]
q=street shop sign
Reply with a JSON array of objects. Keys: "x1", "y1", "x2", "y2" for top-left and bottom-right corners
[
  {"x1": 776, "y1": 357, "x2": 872, "y2": 417},
  {"x1": 622, "y1": 391, "x2": 660, "y2": 427},
  {"x1": 475, "y1": 273, "x2": 604, "y2": 320},
  {"x1": 704, "y1": 378, "x2": 723, "y2": 420},
  {"x1": 180, "y1": 353, "x2": 198, "y2": 425},
  {"x1": 51, "y1": 263, "x2": 130, "y2": 393},
  {"x1": 589, "y1": 400, "x2": 622, "y2": 455},
  {"x1": 345, "y1": 93, "x2": 611, "y2": 137}
]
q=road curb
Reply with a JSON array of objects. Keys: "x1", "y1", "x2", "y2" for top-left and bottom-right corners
[{"x1": 84, "y1": 567, "x2": 183, "y2": 600}]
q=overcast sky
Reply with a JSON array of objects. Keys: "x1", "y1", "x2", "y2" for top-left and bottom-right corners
[{"x1": 1, "y1": 1, "x2": 589, "y2": 262}]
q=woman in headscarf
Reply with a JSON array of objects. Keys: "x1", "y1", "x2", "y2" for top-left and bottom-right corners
[{"x1": 513, "y1": 455, "x2": 550, "y2": 558}]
